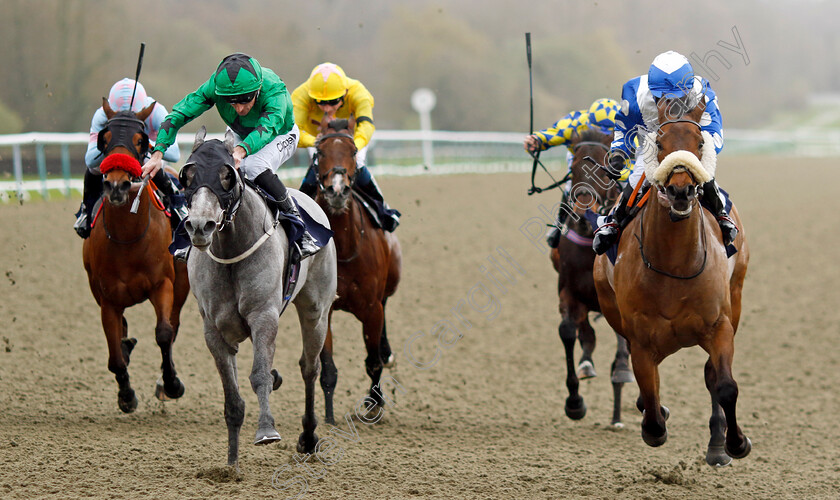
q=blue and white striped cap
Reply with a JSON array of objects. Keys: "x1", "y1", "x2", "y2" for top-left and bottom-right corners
[{"x1": 647, "y1": 51, "x2": 694, "y2": 98}]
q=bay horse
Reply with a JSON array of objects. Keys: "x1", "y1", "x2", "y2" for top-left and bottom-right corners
[
  {"x1": 314, "y1": 120, "x2": 401, "y2": 424},
  {"x1": 82, "y1": 98, "x2": 190, "y2": 413},
  {"x1": 593, "y1": 96, "x2": 750, "y2": 466},
  {"x1": 550, "y1": 128, "x2": 632, "y2": 427},
  {"x1": 181, "y1": 128, "x2": 336, "y2": 468}
]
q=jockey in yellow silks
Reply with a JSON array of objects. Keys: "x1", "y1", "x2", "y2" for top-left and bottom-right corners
[
  {"x1": 292, "y1": 62, "x2": 399, "y2": 232},
  {"x1": 523, "y1": 98, "x2": 625, "y2": 248}
]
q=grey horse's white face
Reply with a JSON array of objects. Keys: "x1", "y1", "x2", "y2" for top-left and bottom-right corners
[{"x1": 184, "y1": 187, "x2": 226, "y2": 251}]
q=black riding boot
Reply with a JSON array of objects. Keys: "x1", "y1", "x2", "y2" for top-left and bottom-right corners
[
  {"x1": 152, "y1": 169, "x2": 188, "y2": 232},
  {"x1": 299, "y1": 157, "x2": 318, "y2": 198},
  {"x1": 547, "y1": 190, "x2": 572, "y2": 248},
  {"x1": 254, "y1": 170, "x2": 320, "y2": 258},
  {"x1": 592, "y1": 182, "x2": 634, "y2": 255},
  {"x1": 700, "y1": 178, "x2": 738, "y2": 246},
  {"x1": 356, "y1": 175, "x2": 400, "y2": 232},
  {"x1": 74, "y1": 170, "x2": 104, "y2": 238}
]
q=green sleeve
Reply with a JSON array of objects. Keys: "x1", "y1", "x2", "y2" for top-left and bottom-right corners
[
  {"x1": 238, "y1": 70, "x2": 293, "y2": 155},
  {"x1": 152, "y1": 76, "x2": 216, "y2": 154}
]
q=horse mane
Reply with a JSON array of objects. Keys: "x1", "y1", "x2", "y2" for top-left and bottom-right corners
[{"x1": 578, "y1": 128, "x2": 611, "y2": 143}]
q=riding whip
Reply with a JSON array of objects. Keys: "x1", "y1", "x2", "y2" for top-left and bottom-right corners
[
  {"x1": 525, "y1": 33, "x2": 563, "y2": 195},
  {"x1": 129, "y1": 42, "x2": 146, "y2": 110},
  {"x1": 130, "y1": 174, "x2": 150, "y2": 214}
]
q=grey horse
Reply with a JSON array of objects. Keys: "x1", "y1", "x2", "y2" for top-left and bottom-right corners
[{"x1": 180, "y1": 128, "x2": 336, "y2": 469}]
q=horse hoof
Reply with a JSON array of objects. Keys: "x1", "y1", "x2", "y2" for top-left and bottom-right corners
[
  {"x1": 726, "y1": 436, "x2": 752, "y2": 459},
  {"x1": 642, "y1": 428, "x2": 668, "y2": 447},
  {"x1": 118, "y1": 390, "x2": 138, "y2": 413},
  {"x1": 706, "y1": 446, "x2": 733, "y2": 467},
  {"x1": 155, "y1": 377, "x2": 185, "y2": 401},
  {"x1": 296, "y1": 432, "x2": 319, "y2": 454},
  {"x1": 611, "y1": 421, "x2": 625, "y2": 429},
  {"x1": 565, "y1": 399, "x2": 587, "y2": 420},
  {"x1": 610, "y1": 368, "x2": 635, "y2": 384},
  {"x1": 577, "y1": 360, "x2": 597, "y2": 379},
  {"x1": 271, "y1": 369, "x2": 283, "y2": 391},
  {"x1": 254, "y1": 429, "x2": 282, "y2": 446},
  {"x1": 661, "y1": 405, "x2": 670, "y2": 421}
]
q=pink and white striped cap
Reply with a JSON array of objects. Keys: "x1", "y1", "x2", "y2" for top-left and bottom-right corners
[{"x1": 107, "y1": 78, "x2": 148, "y2": 112}]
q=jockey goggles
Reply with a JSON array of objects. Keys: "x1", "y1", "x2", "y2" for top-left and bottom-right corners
[
  {"x1": 223, "y1": 90, "x2": 259, "y2": 104},
  {"x1": 316, "y1": 97, "x2": 342, "y2": 106}
]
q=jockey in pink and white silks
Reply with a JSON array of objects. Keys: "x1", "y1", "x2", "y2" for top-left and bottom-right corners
[
  {"x1": 74, "y1": 79, "x2": 182, "y2": 238},
  {"x1": 591, "y1": 51, "x2": 738, "y2": 255}
]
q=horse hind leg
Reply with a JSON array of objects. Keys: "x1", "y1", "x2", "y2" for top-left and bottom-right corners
[
  {"x1": 576, "y1": 314, "x2": 597, "y2": 380},
  {"x1": 558, "y1": 318, "x2": 586, "y2": 420},
  {"x1": 296, "y1": 298, "x2": 329, "y2": 454},
  {"x1": 380, "y1": 298, "x2": 395, "y2": 368},
  {"x1": 320, "y1": 317, "x2": 338, "y2": 425},
  {"x1": 609, "y1": 333, "x2": 634, "y2": 428},
  {"x1": 361, "y1": 304, "x2": 386, "y2": 407}
]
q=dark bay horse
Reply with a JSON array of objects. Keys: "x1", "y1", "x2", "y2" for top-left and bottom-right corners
[
  {"x1": 182, "y1": 128, "x2": 336, "y2": 468},
  {"x1": 594, "y1": 97, "x2": 750, "y2": 466},
  {"x1": 550, "y1": 129, "x2": 632, "y2": 427},
  {"x1": 314, "y1": 120, "x2": 401, "y2": 423},
  {"x1": 82, "y1": 98, "x2": 190, "y2": 412}
]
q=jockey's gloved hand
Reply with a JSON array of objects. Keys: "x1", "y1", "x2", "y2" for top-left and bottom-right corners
[{"x1": 606, "y1": 152, "x2": 626, "y2": 182}]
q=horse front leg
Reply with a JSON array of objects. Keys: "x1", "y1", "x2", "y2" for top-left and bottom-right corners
[
  {"x1": 297, "y1": 304, "x2": 328, "y2": 454},
  {"x1": 319, "y1": 310, "x2": 338, "y2": 425},
  {"x1": 704, "y1": 319, "x2": 751, "y2": 461},
  {"x1": 576, "y1": 312, "x2": 597, "y2": 380},
  {"x1": 101, "y1": 302, "x2": 137, "y2": 413},
  {"x1": 558, "y1": 316, "x2": 585, "y2": 420},
  {"x1": 610, "y1": 333, "x2": 634, "y2": 427},
  {"x1": 359, "y1": 303, "x2": 386, "y2": 407},
  {"x1": 249, "y1": 313, "x2": 282, "y2": 446},
  {"x1": 206, "y1": 330, "x2": 245, "y2": 469},
  {"x1": 631, "y1": 348, "x2": 669, "y2": 447},
  {"x1": 704, "y1": 357, "x2": 730, "y2": 466},
  {"x1": 380, "y1": 298, "x2": 395, "y2": 368},
  {"x1": 150, "y1": 282, "x2": 184, "y2": 401}
]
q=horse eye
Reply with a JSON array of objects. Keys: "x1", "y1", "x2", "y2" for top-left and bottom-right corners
[
  {"x1": 698, "y1": 140, "x2": 705, "y2": 149},
  {"x1": 655, "y1": 140, "x2": 662, "y2": 150}
]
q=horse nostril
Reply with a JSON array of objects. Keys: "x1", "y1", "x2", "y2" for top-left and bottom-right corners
[
  {"x1": 341, "y1": 185, "x2": 351, "y2": 196},
  {"x1": 184, "y1": 220, "x2": 193, "y2": 233},
  {"x1": 203, "y1": 220, "x2": 217, "y2": 234},
  {"x1": 121, "y1": 181, "x2": 131, "y2": 191},
  {"x1": 325, "y1": 185, "x2": 336, "y2": 195}
]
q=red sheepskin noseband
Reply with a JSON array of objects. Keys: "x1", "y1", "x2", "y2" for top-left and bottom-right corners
[{"x1": 100, "y1": 153, "x2": 142, "y2": 178}]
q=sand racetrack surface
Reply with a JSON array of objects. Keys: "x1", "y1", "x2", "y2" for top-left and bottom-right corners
[{"x1": 0, "y1": 156, "x2": 838, "y2": 499}]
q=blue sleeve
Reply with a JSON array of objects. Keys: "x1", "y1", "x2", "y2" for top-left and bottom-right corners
[
  {"x1": 700, "y1": 80, "x2": 724, "y2": 154},
  {"x1": 611, "y1": 78, "x2": 644, "y2": 158},
  {"x1": 149, "y1": 102, "x2": 181, "y2": 163},
  {"x1": 84, "y1": 108, "x2": 108, "y2": 171}
]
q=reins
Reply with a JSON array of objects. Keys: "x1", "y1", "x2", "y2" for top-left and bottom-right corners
[{"x1": 206, "y1": 181, "x2": 276, "y2": 265}]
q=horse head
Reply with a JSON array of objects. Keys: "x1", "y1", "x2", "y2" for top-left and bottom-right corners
[
  {"x1": 98, "y1": 98, "x2": 154, "y2": 160},
  {"x1": 567, "y1": 128, "x2": 618, "y2": 221},
  {"x1": 315, "y1": 119, "x2": 357, "y2": 214},
  {"x1": 643, "y1": 96, "x2": 715, "y2": 220},
  {"x1": 179, "y1": 127, "x2": 241, "y2": 251},
  {"x1": 100, "y1": 153, "x2": 143, "y2": 207}
]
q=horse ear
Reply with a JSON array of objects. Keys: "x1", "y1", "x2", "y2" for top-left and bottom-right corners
[
  {"x1": 570, "y1": 128, "x2": 580, "y2": 144},
  {"x1": 192, "y1": 126, "x2": 207, "y2": 152},
  {"x1": 179, "y1": 164, "x2": 195, "y2": 188},
  {"x1": 136, "y1": 101, "x2": 156, "y2": 122},
  {"x1": 224, "y1": 130, "x2": 236, "y2": 154},
  {"x1": 102, "y1": 97, "x2": 116, "y2": 119}
]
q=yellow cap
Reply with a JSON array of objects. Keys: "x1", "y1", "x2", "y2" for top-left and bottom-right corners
[{"x1": 307, "y1": 63, "x2": 349, "y2": 101}]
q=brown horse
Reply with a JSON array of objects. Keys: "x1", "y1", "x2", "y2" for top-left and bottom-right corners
[
  {"x1": 82, "y1": 98, "x2": 190, "y2": 412},
  {"x1": 594, "y1": 97, "x2": 750, "y2": 466},
  {"x1": 313, "y1": 120, "x2": 401, "y2": 423},
  {"x1": 550, "y1": 128, "x2": 632, "y2": 427}
]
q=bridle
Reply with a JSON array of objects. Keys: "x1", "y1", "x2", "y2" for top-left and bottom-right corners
[
  {"x1": 314, "y1": 132, "x2": 358, "y2": 192},
  {"x1": 97, "y1": 112, "x2": 149, "y2": 160}
]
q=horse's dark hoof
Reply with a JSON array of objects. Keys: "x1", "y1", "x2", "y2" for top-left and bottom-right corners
[
  {"x1": 706, "y1": 445, "x2": 733, "y2": 467},
  {"x1": 565, "y1": 397, "x2": 587, "y2": 420},
  {"x1": 324, "y1": 415, "x2": 336, "y2": 426},
  {"x1": 121, "y1": 337, "x2": 137, "y2": 365},
  {"x1": 271, "y1": 369, "x2": 283, "y2": 391},
  {"x1": 726, "y1": 436, "x2": 752, "y2": 459},
  {"x1": 254, "y1": 428, "x2": 281, "y2": 446},
  {"x1": 118, "y1": 389, "x2": 138, "y2": 413},
  {"x1": 610, "y1": 367, "x2": 635, "y2": 384},
  {"x1": 642, "y1": 427, "x2": 668, "y2": 447},
  {"x1": 296, "y1": 432, "x2": 319, "y2": 454},
  {"x1": 155, "y1": 377, "x2": 185, "y2": 401},
  {"x1": 577, "y1": 360, "x2": 597, "y2": 379},
  {"x1": 661, "y1": 405, "x2": 670, "y2": 421},
  {"x1": 367, "y1": 389, "x2": 385, "y2": 408}
]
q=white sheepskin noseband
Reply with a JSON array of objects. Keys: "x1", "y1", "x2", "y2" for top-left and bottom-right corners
[{"x1": 643, "y1": 130, "x2": 716, "y2": 186}]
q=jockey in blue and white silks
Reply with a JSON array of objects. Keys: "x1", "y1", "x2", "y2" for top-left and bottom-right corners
[{"x1": 591, "y1": 51, "x2": 738, "y2": 255}]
